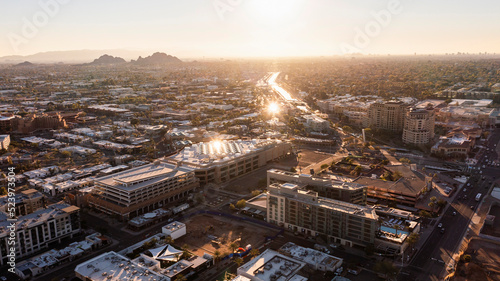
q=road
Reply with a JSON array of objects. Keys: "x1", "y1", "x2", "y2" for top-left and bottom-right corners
[{"x1": 398, "y1": 128, "x2": 500, "y2": 281}]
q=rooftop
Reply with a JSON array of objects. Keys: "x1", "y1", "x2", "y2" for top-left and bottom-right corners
[
  {"x1": 237, "y1": 249, "x2": 305, "y2": 281},
  {"x1": 279, "y1": 242, "x2": 343, "y2": 270},
  {"x1": 75, "y1": 251, "x2": 168, "y2": 281},
  {"x1": 169, "y1": 139, "x2": 285, "y2": 166},
  {"x1": 95, "y1": 161, "x2": 194, "y2": 191}
]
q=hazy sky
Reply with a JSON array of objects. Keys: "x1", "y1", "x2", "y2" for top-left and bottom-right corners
[{"x1": 1, "y1": 0, "x2": 499, "y2": 58}]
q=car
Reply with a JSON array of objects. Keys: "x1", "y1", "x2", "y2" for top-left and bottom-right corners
[
  {"x1": 467, "y1": 183, "x2": 471, "y2": 187},
  {"x1": 438, "y1": 223, "x2": 443, "y2": 228},
  {"x1": 453, "y1": 211, "x2": 457, "y2": 216},
  {"x1": 463, "y1": 188, "x2": 467, "y2": 192},
  {"x1": 440, "y1": 228, "x2": 445, "y2": 234},
  {"x1": 0, "y1": 277, "x2": 6, "y2": 281},
  {"x1": 470, "y1": 205, "x2": 474, "y2": 209}
]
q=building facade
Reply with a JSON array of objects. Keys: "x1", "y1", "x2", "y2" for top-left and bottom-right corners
[
  {"x1": 366, "y1": 101, "x2": 406, "y2": 132},
  {"x1": 168, "y1": 139, "x2": 292, "y2": 185},
  {"x1": 267, "y1": 169, "x2": 367, "y2": 205},
  {"x1": 89, "y1": 161, "x2": 199, "y2": 220},
  {"x1": 0, "y1": 203, "x2": 80, "y2": 265},
  {"x1": 403, "y1": 107, "x2": 435, "y2": 145},
  {"x1": 267, "y1": 183, "x2": 378, "y2": 248},
  {"x1": 0, "y1": 189, "x2": 45, "y2": 216}
]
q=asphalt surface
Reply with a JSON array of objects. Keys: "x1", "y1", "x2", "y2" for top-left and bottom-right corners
[{"x1": 398, "y1": 128, "x2": 500, "y2": 281}]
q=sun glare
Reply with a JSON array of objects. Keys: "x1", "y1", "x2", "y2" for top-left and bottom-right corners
[
  {"x1": 247, "y1": 0, "x2": 302, "y2": 22},
  {"x1": 268, "y1": 102, "x2": 280, "y2": 114}
]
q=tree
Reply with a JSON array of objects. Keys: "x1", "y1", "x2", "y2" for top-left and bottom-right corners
[
  {"x1": 229, "y1": 203, "x2": 236, "y2": 210},
  {"x1": 419, "y1": 210, "x2": 431, "y2": 218},
  {"x1": 235, "y1": 199, "x2": 246, "y2": 209},
  {"x1": 229, "y1": 242, "x2": 238, "y2": 253},
  {"x1": 406, "y1": 233, "x2": 420, "y2": 248},
  {"x1": 251, "y1": 190, "x2": 261, "y2": 197},
  {"x1": 437, "y1": 199, "x2": 447, "y2": 209},
  {"x1": 214, "y1": 250, "x2": 222, "y2": 264},
  {"x1": 61, "y1": 150, "x2": 71, "y2": 158},
  {"x1": 164, "y1": 236, "x2": 174, "y2": 245},
  {"x1": 249, "y1": 248, "x2": 260, "y2": 259},
  {"x1": 399, "y1": 157, "x2": 411, "y2": 164},
  {"x1": 321, "y1": 164, "x2": 329, "y2": 170},
  {"x1": 234, "y1": 257, "x2": 244, "y2": 267},
  {"x1": 0, "y1": 186, "x2": 6, "y2": 196}
]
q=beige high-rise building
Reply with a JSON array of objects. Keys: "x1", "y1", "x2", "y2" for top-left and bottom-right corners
[
  {"x1": 403, "y1": 107, "x2": 435, "y2": 145},
  {"x1": 366, "y1": 101, "x2": 406, "y2": 131}
]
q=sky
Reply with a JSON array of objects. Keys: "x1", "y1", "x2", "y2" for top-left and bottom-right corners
[{"x1": 0, "y1": 0, "x2": 499, "y2": 58}]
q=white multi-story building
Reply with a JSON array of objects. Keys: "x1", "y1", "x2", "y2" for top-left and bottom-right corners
[
  {"x1": 0, "y1": 203, "x2": 80, "y2": 265},
  {"x1": 403, "y1": 107, "x2": 435, "y2": 145},
  {"x1": 89, "y1": 161, "x2": 199, "y2": 220}
]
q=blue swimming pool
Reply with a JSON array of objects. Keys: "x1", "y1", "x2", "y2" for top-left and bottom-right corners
[{"x1": 381, "y1": 225, "x2": 409, "y2": 236}]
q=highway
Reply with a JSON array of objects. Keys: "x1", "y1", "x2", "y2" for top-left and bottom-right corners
[{"x1": 398, "y1": 128, "x2": 500, "y2": 281}]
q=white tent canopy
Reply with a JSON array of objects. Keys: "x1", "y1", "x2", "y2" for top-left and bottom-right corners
[{"x1": 148, "y1": 244, "x2": 183, "y2": 261}]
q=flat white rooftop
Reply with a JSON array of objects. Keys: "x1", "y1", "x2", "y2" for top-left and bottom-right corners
[
  {"x1": 95, "y1": 161, "x2": 194, "y2": 191},
  {"x1": 237, "y1": 249, "x2": 305, "y2": 281},
  {"x1": 75, "y1": 251, "x2": 168, "y2": 281}
]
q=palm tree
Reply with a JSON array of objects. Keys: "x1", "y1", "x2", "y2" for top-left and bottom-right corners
[
  {"x1": 214, "y1": 250, "x2": 222, "y2": 266},
  {"x1": 229, "y1": 242, "x2": 238, "y2": 253},
  {"x1": 249, "y1": 248, "x2": 260, "y2": 259},
  {"x1": 234, "y1": 257, "x2": 244, "y2": 267}
]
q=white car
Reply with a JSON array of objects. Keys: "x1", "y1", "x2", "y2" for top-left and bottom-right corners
[{"x1": 438, "y1": 223, "x2": 443, "y2": 228}]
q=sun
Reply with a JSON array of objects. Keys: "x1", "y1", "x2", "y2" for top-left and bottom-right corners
[{"x1": 268, "y1": 102, "x2": 280, "y2": 114}]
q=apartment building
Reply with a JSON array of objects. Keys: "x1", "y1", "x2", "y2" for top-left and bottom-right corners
[
  {"x1": 168, "y1": 139, "x2": 292, "y2": 185},
  {"x1": 0, "y1": 189, "x2": 45, "y2": 217},
  {"x1": 89, "y1": 161, "x2": 199, "y2": 220},
  {"x1": 267, "y1": 182, "x2": 420, "y2": 254},
  {"x1": 366, "y1": 101, "x2": 406, "y2": 132},
  {"x1": 11, "y1": 113, "x2": 67, "y2": 134},
  {"x1": 267, "y1": 169, "x2": 367, "y2": 205},
  {"x1": 0, "y1": 203, "x2": 80, "y2": 265},
  {"x1": 267, "y1": 182, "x2": 378, "y2": 248},
  {"x1": 402, "y1": 107, "x2": 435, "y2": 145}
]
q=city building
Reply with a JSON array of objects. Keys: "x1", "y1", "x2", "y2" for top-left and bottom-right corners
[
  {"x1": 366, "y1": 101, "x2": 406, "y2": 132},
  {"x1": 162, "y1": 221, "x2": 186, "y2": 239},
  {"x1": 167, "y1": 139, "x2": 292, "y2": 185},
  {"x1": 236, "y1": 248, "x2": 307, "y2": 281},
  {"x1": 11, "y1": 113, "x2": 67, "y2": 134},
  {"x1": 89, "y1": 161, "x2": 199, "y2": 220},
  {"x1": 0, "y1": 134, "x2": 10, "y2": 150},
  {"x1": 402, "y1": 107, "x2": 435, "y2": 145},
  {"x1": 267, "y1": 169, "x2": 367, "y2": 205},
  {"x1": 301, "y1": 114, "x2": 329, "y2": 132},
  {"x1": 0, "y1": 189, "x2": 45, "y2": 216},
  {"x1": 431, "y1": 134, "x2": 473, "y2": 158},
  {"x1": 279, "y1": 242, "x2": 343, "y2": 272},
  {"x1": 353, "y1": 165, "x2": 431, "y2": 211},
  {"x1": 267, "y1": 182, "x2": 378, "y2": 248},
  {"x1": 0, "y1": 115, "x2": 14, "y2": 133},
  {"x1": 0, "y1": 203, "x2": 80, "y2": 265},
  {"x1": 75, "y1": 251, "x2": 168, "y2": 281}
]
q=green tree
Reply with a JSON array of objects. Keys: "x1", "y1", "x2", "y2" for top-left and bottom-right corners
[
  {"x1": 249, "y1": 248, "x2": 260, "y2": 259},
  {"x1": 229, "y1": 242, "x2": 238, "y2": 253},
  {"x1": 235, "y1": 199, "x2": 246, "y2": 209},
  {"x1": 234, "y1": 257, "x2": 244, "y2": 267},
  {"x1": 406, "y1": 233, "x2": 420, "y2": 248}
]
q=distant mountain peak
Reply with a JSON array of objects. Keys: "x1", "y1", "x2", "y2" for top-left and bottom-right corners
[
  {"x1": 132, "y1": 52, "x2": 182, "y2": 65},
  {"x1": 13, "y1": 61, "x2": 34, "y2": 67},
  {"x1": 89, "y1": 54, "x2": 126, "y2": 65}
]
